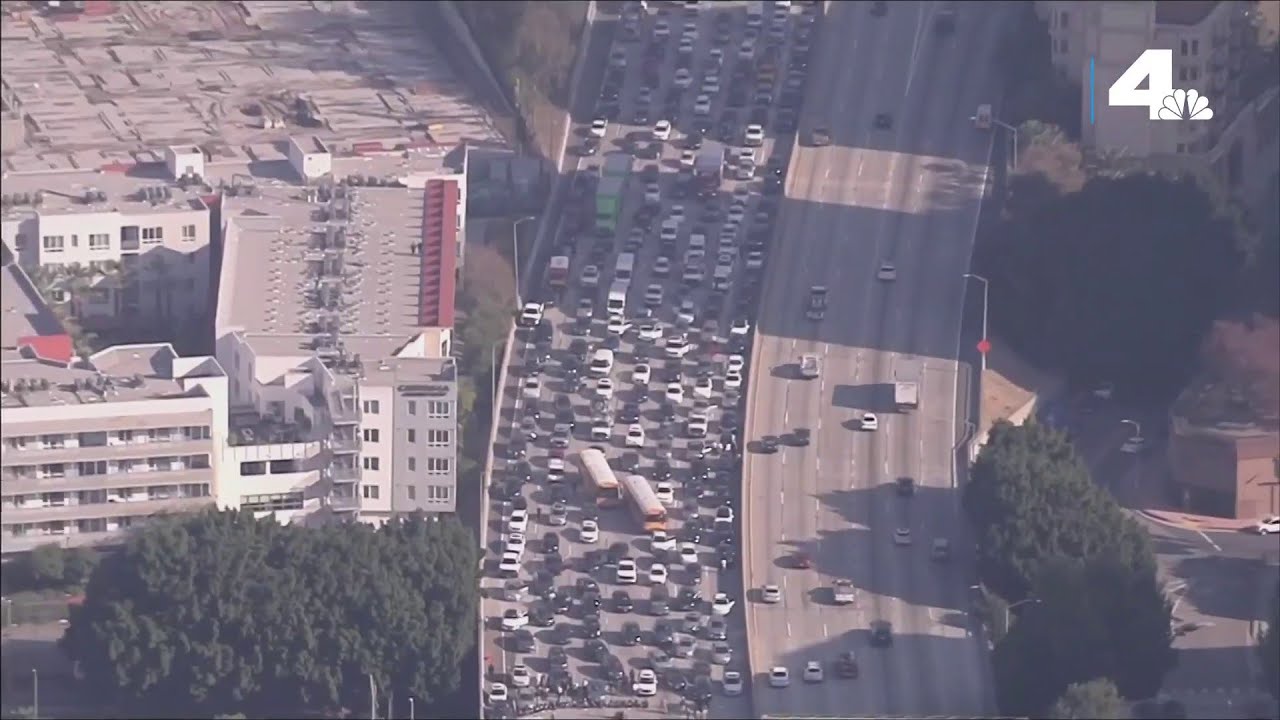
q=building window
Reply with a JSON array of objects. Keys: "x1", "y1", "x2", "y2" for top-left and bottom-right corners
[
  {"x1": 141, "y1": 227, "x2": 164, "y2": 242},
  {"x1": 1180, "y1": 39, "x2": 1189, "y2": 56},
  {"x1": 427, "y1": 401, "x2": 450, "y2": 418},
  {"x1": 362, "y1": 400, "x2": 380, "y2": 414},
  {"x1": 427, "y1": 429, "x2": 451, "y2": 446},
  {"x1": 89, "y1": 233, "x2": 110, "y2": 249},
  {"x1": 1189, "y1": 66, "x2": 1200, "y2": 81},
  {"x1": 407, "y1": 429, "x2": 416, "y2": 443},
  {"x1": 181, "y1": 224, "x2": 197, "y2": 241},
  {"x1": 426, "y1": 457, "x2": 451, "y2": 474},
  {"x1": 362, "y1": 456, "x2": 380, "y2": 471},
  {"x1": 1191, "y1": 39, "x2": 1199, "y2": 56},
  {"x1": 408, "y1": 400, "x2": 417, "y2": 415},
  {"x1": 427, "y1": 485, "x2": 453, "y2": 501},
  {"x1": 1179, "y1": 66, "x2": 1188, "y2": 82},
  {"x1": 77, "y1": 460, "x2": 108, "y2": 475},
  {"x1": 41, "y1": 235, "x2": 65, "y2": 252},
  {"x1": 1059, "y1": 10, "x2": 1068, "y2": 29},
  {"x1": 13, "y1": 233, "x2": 26, "y2": 251},
  {"x1": 240, "y1": 492, "x2": 304, "y2": 512},
  {"x1": 408, "y1": 457, "x2": 417, "y2": 471},
  {"x1": 361, "y1": 484, "x2": 380, "y2": 499},
  {"x1": 362, "y1": 428, "x2": 380, "y2": 443},
  {"x1": 183, "y1": 426, "x2": 211, "y2": 440}
]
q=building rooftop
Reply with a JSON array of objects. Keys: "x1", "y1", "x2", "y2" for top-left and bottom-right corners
[
  {"x1": 0, "y1": 0, "x2": 501, "y2": 180},
  {"x1": 0, "y1": 255, "x2": 64, "y2": 349},
  {"x1": 0, "y1": 342, "x2": 215, "y2": 410},
  {"x1": 1155, "y1": 1, "x2": 1221, "y2": 27},
  {"x1": 217, "y1": 177, "x2": 458, "y2": 356}
]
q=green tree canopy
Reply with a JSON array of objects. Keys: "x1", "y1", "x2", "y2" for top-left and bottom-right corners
[
  {"x1": 1048, "y1": 678, "x2": 1131, "y2": 719},
  {"x1": 61, "y1": 511, "x2": 478, "y2": 718},
  {"x1": 964, "y1": 420, "x2": 1155, "y2": 601},
  {"x1": 994, "y1": 556, "x2": 1174, "y2": 716},
  {"x1": 979, "y1": 172, "x2": 1243, "y2": 400}
]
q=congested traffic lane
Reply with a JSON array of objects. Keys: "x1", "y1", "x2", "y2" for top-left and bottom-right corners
[
  {"x1": 744, "y1": 1, "x2": 1001, "y2": 717},
  {"x1": 479, "y1": 1, "x2": 810, "y2": 716}
]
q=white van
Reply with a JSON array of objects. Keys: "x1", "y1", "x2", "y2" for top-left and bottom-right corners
[
  {"x1": 712, "y1": 263, "x2": 733, "y2": 291},
  {"x1": 688, "y1": 233, "x2": 707, "y2": 253},
  {"x1": 589, "y1": 348, "x2": 615, "y2": 377},
  {"x1": 606, "y1": 280, "x2": 629, "y2": 317},
  {"x1": 615, "y1": 253, "x2": 636, "y2": 284}
]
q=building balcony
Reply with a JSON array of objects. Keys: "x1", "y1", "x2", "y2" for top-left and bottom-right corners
[
  {"x1": 330, "y1": 401, "x2": 359, "y2": 424},
  {"x1": 2, "y1": 438, "x2": 215, "y2": 465},
  {"x1": 328, "y1": 494, "x2": 360, "y2": 512},
  {"x1": 1, "y1": 495, "x2": 214, "y2": 525},
  {"x1": 328, "y1": 434, "x2": 361, "y2": 454},
  {"x1": 2, "y1": 466, "x2": 215, "y2": 496},
  {"x1": 326, "y1": 464, "x2": 360, "y2": 484}
]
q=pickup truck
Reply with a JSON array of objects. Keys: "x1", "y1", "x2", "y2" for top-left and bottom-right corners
[{"x1": 832, "y1": 579, "x2": 856, "y2": 605}]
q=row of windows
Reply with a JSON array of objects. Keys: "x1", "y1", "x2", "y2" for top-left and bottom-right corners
[
  {"x1": 361, "y1": 399, "x2": 451, "y2": 418},
  {"x1": 360, "y1": 456, "x2": 452, "y2": 474},
  {"x1": 5, "y1": 483, "x2": 211, "y2": 509},
  {"x1": 6, "y1": 456, "x2": 212, "y2": 480},
  {"x1": 360, "y1": 484, "x2": 452, "y2": 502},
  {"x1": 360, "y1": 428, "x2": 451, "y2": 446},
  {"x1": 39, "y1": 226, "x2": 197, "y2": 253},
  {"x1": 241, "y1": 491, "x2": 305, "y2": 513},
  {"x1": 6, "y1": 426, "x2": 211, "y2": 451}
]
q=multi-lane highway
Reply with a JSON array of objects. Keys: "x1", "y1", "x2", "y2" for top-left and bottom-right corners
[{"x1": 743, "y1": 1, "x2": 1004, "y2": 717}]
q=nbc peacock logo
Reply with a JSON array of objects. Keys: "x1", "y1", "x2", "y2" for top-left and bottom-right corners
[{"x1": 1157, "y1": 88, "x2": 1214, "y2": 121}]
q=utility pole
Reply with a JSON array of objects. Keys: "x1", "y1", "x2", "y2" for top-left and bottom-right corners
[
  {"x1": 368, "y1": 673, "x2": 377, "y2": 720},
  {"x1": 32, "y1": 669, "x2": 39, "y2": 720}
]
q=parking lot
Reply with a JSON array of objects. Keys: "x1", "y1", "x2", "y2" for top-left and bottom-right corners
[{"x1": 480, "y1": 1, "x2": 819, "y2": 717}]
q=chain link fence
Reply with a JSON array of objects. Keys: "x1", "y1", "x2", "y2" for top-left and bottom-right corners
[{"x1": 2, "y1": 595, "x2": 74, "y2": 628}]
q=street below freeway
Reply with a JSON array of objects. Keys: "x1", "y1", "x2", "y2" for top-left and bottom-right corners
[{"x1": 743, "y1": 2, "x2": 1005, "y2": 717}]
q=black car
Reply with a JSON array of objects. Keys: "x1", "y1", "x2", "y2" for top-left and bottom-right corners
[
  {"x1": 582, "y1": 591, "x2": 603, "y2": 611},
  {"x1": 580, "y1": 549, "x2": 605, "y2": 573},
  {"x1": 546, "y1": 625, "x2": 572, "y2": 646},
  {"x1": 680, "y1": 524, "x2": 702, "y2": 544},
  {"x1": 871, "y1": 0, "x2": 888, "y2": 16},
  {"x1": 618, "y1": 403, "x2": 641, "y2": 423},
  {"x1": 621, "y1": 621, "x2": 643, "y2": 646},
  {"x1": 665, "y1": 669, "x2": 688, "y2": 692},
  {"x1": 552, "y1": 591, "x2": 573, "y2": 614},
  {"x1": 549, "y1": 646, "x2": 570, "y2": 673},
  {"x1": 896, "y1": 477, "x2": 916, "y2": 496},
  {"x1": 514, "y1": 629, "x2": 536, "y2": 653},
  {"x1": 507, "y1": 440, "x2": 528, "y2": 460},
  {"x1": 675, "y1": 588, "x2": 702, "y2": 611},
  {"x1": 759, "y1": 435, "x2": 779, "y2": 454},
  {"x1": 652, "y1": 621, "x2": 675, "y2": 647},
  {"x1": 579, "y1": 137, "x2": 600, "y2": 156},
  {"x1": 790, "y1": 428, "x2": 811, "y2": 446},
  {"x1": 685, "y1": 131, "x2": 704, "y2": 150},
  {"x1": 545, "y1": 551, "x2": 565, "y2": 575},
  {"x1": 874, "y1": 112, "x2": 893, "y2": 130},
  {"x1": 582, "y1": 616, "x2": 602, "y2": 639},
  {"x1": 717, "y1": 547, "x2": 737, "y2": 570},
  {"x1": 608, "y1": 541, "x2": 630, "y2": 564},
  {"x1": 585, "y1": 638, "x2": 608, "y2": 663},
  {"x1": 651, "y1": 461, "x2": 673, "y2": 482},
  {"x1": 531, "y1": 605, "x2": 556, "y2": 628},
  {"x1": 659, "y1": 403, "x2": 678, "y2": 423},
  {"x1": 603, "y1": 655, "x2": 626, "y2": 683},
  {"x1": 613, "y1": 590, "x2": 635, "y2": 613},
  {"x1": 871, "y1": 620, "x2": 894, "y2": 647},
  {"x1": 577, "y1": 576, "x2": 600, "y2": 595},
  {"x1": 542, "y1": 531, "x2": 560, "y2": 554}
]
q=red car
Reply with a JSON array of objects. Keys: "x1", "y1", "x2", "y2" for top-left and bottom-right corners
[{"x1": 794, "y1": 552, "x2": 813, "y2": 569}]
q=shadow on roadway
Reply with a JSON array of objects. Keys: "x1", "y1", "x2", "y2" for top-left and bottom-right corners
[
  {"x1": 1166, "y1": 554, "x2": 1278, "y2": 624},
  {"x1": 831, "y1": 383, "x2": 899, "y2": 413}
]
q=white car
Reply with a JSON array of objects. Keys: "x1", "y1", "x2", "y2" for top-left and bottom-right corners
[
  {"x1": 607, "y1": 315, "x2": 631, "y2": 335},
  {"x1": 726, "y1": 354, "x2": 746, "y2": 373},
  {"x1": 708, "y1": 47, "x2": 724, "y2": 67},
  {"x1": 580, "y1": 519, "x2": 600, "y2": 543},
  {"x1": 595, "y1": 378, "x2": 615, "y2": 400},
  {"x1": 678, "y1": 37, "x2": 695, "y2": 54},
  {"x1": 626, "y1": 424, "x2": 646, "y2": 448},
  {"x1": 745, "y1": 249, "x2": 765, "y2": 270},
  {"x1": 711, "y1": 642, "x2": 733, "y2": 664},
  {"x1": 522, "y1": 376, "x2": 541, "y2": 400},
  {"x1": 877, "y1": 262, "x2": 897, "y2": 281},
  {"x1": 655, "y1": 481, "x2": 676, "y2": 506},
  {"x1": 488, "y1": 682, "x2": 509, "y2": 704},
  {"x1": 589, "y1": 118, "x2": 608, "y2": 138},
  {"x1": 677, "y1": 300, "x2": 698, "y2": 326},
  {"x1": 761, "y1": 584, "x2": 782, "y2": 604},
  {"x1": 576, "y1": 297, "x2": 595, "y2": 320},
  {"x1": 678, "y1": 542, "x2": 699, "y2": 566},
  {"x1": 582, "y1": 264, "x2": 600, "y2": 287},
  {"x1": 687, "y1": 415, "x2": 709, "y2": 438},
  {"x1": 724, "y1": 370, "x2": 743, "y2": 390},
  {"x1": 617, "y1": 558, "x2": 639, "y2": 584},
  {"x1": 669, "y1": 203, "x2": 686, "y2": 224},
  {"x1": 547, "y1": 457, "x2": 566, "y2": 483},
  {"x1": 712, "y1": 592, "x2": 736, "y2": 616},
  {"x1": 609, "y1": 47, "x2": 627, "y2": 67},
  {"x1": 654, "y1": 18, "x2": 671, "y2": 37},
  {"x1": 501, "y1": 607, "x2": 529, "y2": 631},
  {"x1": 723, "y1": 670, "x2": 744, "y2": 696},
  {"x1": 591, "y1": 421, "x2": 612, "y2": 441},
  {"x1": 738, "y1": 39, "x2": 756, "y2": 59},
  {"x1": 660, "y1": 224, "x2": 680, "y2": 244},
  {"x1": 505, "y1": 532, "x2": 527, "y2": 557},
  {"x1": 1257, "y1": 516, "x2": 1280, "y2": 534},
  {"x1": 693, "y1": 94, "x2": 712, "y2": 115},
  {"x1": 893, "y1": 527, "x2": 913, "y2": 546},
  {"x1": 644, "y1": 283, "x2": 664, "y2": 307},
  {"x1": 651, "y1": 530, "x2": 677, "y2": 552},
  {"x1": 519, "y1": 302, "x2": 544, "y2": 327},
  {"x1": 674, "y1": 68, "x2": 693, "y2": 88},
  {"x1": 769, "y1": 666, "x2": 791, "y2": 688},
  {"x1": 648, "y1": 563, "x2": 669, "y2": 585},
  {"x1": 694, "y1": 376, "x2": 714, "y2": 399},
  {"x1": 682, "y1": 19, "x2": 698, "y2": 38},
  {"x1": 665, "y1": 336, "x2": 692, "y2": 358},
  {"x1": 803, "y1": 660, "x2": 824, "y2": 683},
  {"x1": 633, "y1": 363, "x2": 652, "y2": 384},
  {"x1": 654, "y1": 255, "x2": 672, "y2": 277},
  {"x1": 701, "y1": 75, "x2": 722, "y2": 94},
  {"x1": 681, "y1": 149, "x2": 697, "y2": 167},
  {"x1": 510, "y1": 664, "x2": 532, "y2": 688},
  {"x1": 744, "y1": 123, "x2": 765, "y2": 147},
  {"x1": 507, "y1": 509, "x2": 529, "y2": 534},
  {"x1": 860, "y1": 413, "x2": 879, "y2": 431},
  {"x1": 637, "y1": 322, "x2": 663, "y2": 343},
  {"x1": 682, "y1": 265, "x2": 705, "y2": 285},
  {"x1": 653, "y1": 119, "x2": 673, "y2": 141},
  {"x1": 645, "y1": 182, "x2": 662, "y2": 205},
  {"x1": 498, "y1": 552, "x2": 521, "y2": 576},
  {"x1": 634, "y1": 668, "x2": 658, "y2": 697},
  {"x1": 666, "y1": 382, "x2": 685, "y2": 403}
]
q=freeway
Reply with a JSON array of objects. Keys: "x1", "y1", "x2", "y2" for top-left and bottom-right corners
[{"x1": 743, "y1": 1, "x2": 1005, "y2": 717}]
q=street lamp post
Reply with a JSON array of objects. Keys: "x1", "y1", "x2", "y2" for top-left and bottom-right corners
[
  {"x1": 964, "y1": 273, "x2": 990, "y2": 372},
  {"x1": 511, "y1": 215, "x2": 537, "y2": 307},
  {"x1": 409, "y1": 696, "x2": 415, "y2": 720},
  {"x1": 1003, "y1": 597, "x2": 1040, "y2": 634},
  {"x1": 32, "y1": 668, "x2": 39, "y2": 720}
]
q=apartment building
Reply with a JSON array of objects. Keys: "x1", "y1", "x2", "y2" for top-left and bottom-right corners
[
  {"x1": 1038, "y1": 1, "x2": 1278, "y2": 211},
  {"x1": 1, "y1": 257, "x2": 229, "y2": 555},
  {"x1": 212, "y1": 138, "x2": 463, "y2": 523}
]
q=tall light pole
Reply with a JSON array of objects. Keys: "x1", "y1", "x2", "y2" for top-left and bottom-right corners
[
  {"x1": 32, "y1": 668, "x2": 39, "y2": 720},
  {"x1": 511, "y1": 215, "x2": 537, "y2": 307},
  {"x1": 964, "y1": 272, "x2": 990, "y2": 372},
  {"x1": 409, "y1": 696, "x2": 415, "y2": 720},
  {"x1": 1004, "y1": 596, "x2": 1040, "y2": 634}
]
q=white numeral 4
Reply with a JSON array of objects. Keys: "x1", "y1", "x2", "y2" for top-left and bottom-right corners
[{"x1": 1108, "y1": 49, "x2": 1174, "y2": 120}]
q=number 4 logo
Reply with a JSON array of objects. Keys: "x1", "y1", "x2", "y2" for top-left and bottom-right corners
[{"x1": 1108, "y1": 49, "x2": 1214, "y2": 121}]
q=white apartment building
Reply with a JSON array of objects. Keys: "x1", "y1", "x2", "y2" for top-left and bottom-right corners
[
  {"x1": 1039, "y1": 1, "x2": 1278, "y2": 211},
  {"x1": 1, "y1": 256, "x2": 229, "y2": 554}
]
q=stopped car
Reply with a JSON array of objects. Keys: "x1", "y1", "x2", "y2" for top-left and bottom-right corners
[
  {"x1": 712, "y1": 592, "x2": 736, "y2": 616},
  {"x1": 877, "y1": 262, "x2": 897, "y2": 281},
  {"x1": 832, "y1": 579, "x2": 856, "y2": 605},
  {"x1": 860, "y1": 413, "x2": 879, "y2": 431},
  {"x1": 769, "y1": 666, "x2": 791, "y2": 688},
  {"x1": 893, "y1": 527, "x2": 912, "y2": 546},
  {"x1": 761, "y1": 583, "x2": 782, "y2": 604},
  {"x1": 871, "y1": 620, "x2": 894, "y2": 647},
  {"x1": 931, "y1": 537, "x2": 952, "y2": 561},
  {"x1": 896, "y1": 476, "x2": 916, "y2": 496},
  {"x1": 809, "y1": 125, "x2": 832, "y2": 146},
  {"x1": 500, "y1": 608, "x2": 529, "y2": 631},
  {"x1": 836, "y1": 651, "x2": 860, "y2": 678},
  {"x1": 804, "y1": 660, "x2": 824, "y2": 683},
  {"x1": 589, "y1": 118, "x2": 608, "y2": 137},
  {"x1": 874, "y1": 112, "x2": 893, "y2": 130},
  {"x1": 518, "y1": 302, "x2": 544, "y2": 327},
  {"x1": 617, "y1": 558, "x2": 639, "y2": 584},
  {"x1": 799, "y1": 353, "x2": 820, "y2": 379},
  {"x1": 723, "y1": 670, "x2": 744, "y2": 696},
  {"x1": 807, "y1": 285, "x2": 827, "y2": 320},
  {"x1": 634, "y1": 669, "x2": 658, "y2": 697},
  {"x1": 580, "y1": 519, "x2": 600, "y2": 543}
]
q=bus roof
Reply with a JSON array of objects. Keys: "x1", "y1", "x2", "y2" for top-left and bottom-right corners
[
  {"x1": 578, "y1": 448, "x2": 620, "y2": 489},
  {"x1": 622, "y1": 474, "x2": 666, "y2": 517}
]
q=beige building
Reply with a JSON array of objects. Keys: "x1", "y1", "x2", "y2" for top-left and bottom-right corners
[
  {"x1": 1, "y1": 255, "x2": 229, "y2": 554},
  {"x1": 1037, "y1": 1, "x2": 1278, "y2": 212}
]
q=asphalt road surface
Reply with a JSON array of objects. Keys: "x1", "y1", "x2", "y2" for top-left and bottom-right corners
[
  {"x1": 742, "y1": 2, "x2": 1004, "y2": 717},
  {"x1": 479, "y1": 2, "x2": 812, "y2": 717}
]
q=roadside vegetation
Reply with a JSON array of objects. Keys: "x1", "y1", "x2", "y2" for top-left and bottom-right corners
[
  {"x1": 59, "y1": 511, "x2": 478, "y2": 718},
  {"x1": 964, "y1": 421, "x2": 1174, "y2": 716}
]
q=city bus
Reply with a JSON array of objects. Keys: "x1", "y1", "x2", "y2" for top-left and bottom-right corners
[
  {"x1": 577, "y1": 447, "x2": 622, "y2": 508},
  {"x1": 621, "y1": 474, "x2": 668, "y2": 533}
]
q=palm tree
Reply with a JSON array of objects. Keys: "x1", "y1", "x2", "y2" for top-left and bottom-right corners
[{"x1": 28, "y1": 263, "x2": 102, "y2": 355}]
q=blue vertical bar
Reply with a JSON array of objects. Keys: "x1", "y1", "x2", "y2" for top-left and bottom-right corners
[{"x1": 1089, "y1": 56, "x2": 1096, "y2": 125}]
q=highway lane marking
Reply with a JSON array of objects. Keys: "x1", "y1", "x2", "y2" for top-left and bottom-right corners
[
  {"x1": 904, "y1": 1, "x2": 931, "y2": 99},
  {"x1": 823, "y1": 623, "x2": 829, "y2": 638},
  {"x1": 857, "y1": 160, "x2": 865, "y2": 178},
  {"x1": 1196, "y1": 530, "x2": 1222, "y2": 552},
  {"x1": 787, "y1": 622, "x2": 793, "y2": 638}
]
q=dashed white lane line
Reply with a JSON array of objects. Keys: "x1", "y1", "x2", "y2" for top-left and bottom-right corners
[
  {"x1": 823, "y1": 623, "x2": 829, "y2": 638},
  {"x1": 780, "y1": 489, "x2": 786, "y2": 506},
  {"x1": 787, "y1": 622, "x2": 793, "y2": 638},
  {"x1": 815, "y1": 455, "x2": 821, "y2": 472}
]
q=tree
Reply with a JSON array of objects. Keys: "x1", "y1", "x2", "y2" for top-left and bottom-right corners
[
  {"x1": 995, "y1": 2, "x2": 1080, "y2": 135},
  {"x1": 61, "y1": 511, "x2": 479, "y2": 718},
  {"x1": 994, "y1": 556, "x2": 1173, "y2": 716},
  {"x1": 1048, "y1": 678, "x2": 1130, "y2": 719},
  {"x1": 25, "y1": 544, "x2": 66, "y2": 588},
  {"x1": 979, "y1": 172, "x2": 1243, "y2": 400},
  {"x1": 964, "y1": 421, "x2": 1155, "y2": 602},
  {"x1": 1261, "y1": 583, "x2": 1279, "y2": 700}
]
